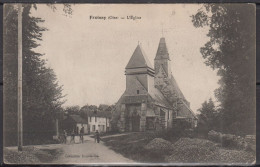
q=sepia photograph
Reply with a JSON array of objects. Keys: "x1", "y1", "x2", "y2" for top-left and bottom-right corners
[{"x1": 3, "y1": 3, "x2": 256, "y2": 165}]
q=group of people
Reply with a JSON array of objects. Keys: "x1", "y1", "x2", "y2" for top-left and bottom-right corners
[{"x1": 61, "y1": 127, "x2": 100, "y2": 144}]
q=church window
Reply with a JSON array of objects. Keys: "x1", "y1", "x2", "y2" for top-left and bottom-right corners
[{"x1": 137, "y1": 90, "x2": 139, "y2": 94}]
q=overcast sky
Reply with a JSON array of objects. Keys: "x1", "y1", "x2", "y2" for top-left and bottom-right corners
[{"x1": 31, "y1": 4, "x2": 220, "y2": 113}]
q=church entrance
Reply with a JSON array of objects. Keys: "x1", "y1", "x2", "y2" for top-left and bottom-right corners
[
  {"x1": 126, "y1": 104, "x2": 141, "y2": 132},
  {"x1": 132, "y1": 114, "x2": 140, "y2": 132},
  {"x1": 146, "y1": 117, "x2": 155, "y2": 130}
]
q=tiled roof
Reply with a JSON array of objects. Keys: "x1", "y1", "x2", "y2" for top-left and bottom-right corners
[
  {"x1": 169, "y1": 74, "x2": 186, "y2": 101},
  {"x1": 155, "y1": 37, "x2": 170, "y2": 60},
  {"x1": 125, "y1": 45, "x2": 153, "y2": 69},
  {"x1": 149, "y1": 86, "x2": 172, "y2": 109}
]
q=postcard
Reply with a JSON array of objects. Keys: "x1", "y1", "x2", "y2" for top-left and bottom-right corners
[{"x1": 3, "y1": 3, "x2": 256, "y2": 165}]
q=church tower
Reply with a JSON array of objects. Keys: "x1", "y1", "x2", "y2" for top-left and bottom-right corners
[
  {"x1": 154, "y1": 37, "x2": 172, "y2": 87},
  {"x1": 125, "y1": 44, "x2": 155, "y2": 95}
]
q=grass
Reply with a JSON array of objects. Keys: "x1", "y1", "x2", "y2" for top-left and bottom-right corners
[
  {"x1": 101, "y1": 131, "x2": 255, "y2": 164},
  {"x1": 101, "y1": 131, "x2": 181, "y2": 163},
  {"x1": 4, "y1": 146, "x2": 64, "y2": 164},
  {"x1": 34, "y1": 148, "x2": 63, "y2": 162}
]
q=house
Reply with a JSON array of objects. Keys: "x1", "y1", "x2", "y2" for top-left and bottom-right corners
[
  {"x1": 87, "y1": 111, "x2": 111, "y2": 133},
  {"x1": 62, "y1": 115, "x2": 88, "y2": 134},
  {"x1": 114, "y1": 37, "x2": 197, "y2": 132}
]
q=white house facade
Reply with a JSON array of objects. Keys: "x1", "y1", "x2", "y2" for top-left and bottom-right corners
[{"x1": 88, "y1": 116, "x2": 110, "y2": 132}]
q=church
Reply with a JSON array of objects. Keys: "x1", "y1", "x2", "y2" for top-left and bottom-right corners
[{"x1": 115, "y1": 37, "x2": 197, "y2": 132}]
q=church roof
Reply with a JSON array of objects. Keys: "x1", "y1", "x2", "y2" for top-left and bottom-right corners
[
  {"x1": 159, "y1": 73, "x2": 197, "y2": 118},
  {"x1": 181, "y1": 101, "x2": 198, "y2": 119},
  {"x1": 155, "y1": 37, "x2": 170, "y2": 60},
  {"x1": 126, "y1": 44, "x2": 153, "y2": 69},
  {"x1": 169, "y1": 74, "x2": 186, "y2": 101},
  {"x1": 149, "y1": 87, "x2": 172, "y2": 108},
  {"x1": 120, "y1": 77, "x2": 171, "y2": 109}
]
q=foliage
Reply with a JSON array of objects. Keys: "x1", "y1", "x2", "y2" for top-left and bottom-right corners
[
  {"x1": 101, "y1": 132, "x2": 171, "y2": 162},
  {"x1": 64, "y1": 105, "x2": 80, "y2": 115},
  {"x1": 196, "y1": 98, "x2": 220, "y2": 135},
  {"x1": 80, "y1": 104, "x2": 98, "y2": 112},
  {"x1": 46, "y1": 4, "x2": 73, "y2": 17},
  {"x1": 192, "y1": 4, "x2": 255, "y2": 135},
  {"x1": 3, "y1": 4, "x2": 65, "y2": 146},
  {"x1": 75, "y1": 104, "x2": 114, "y2": 121}
]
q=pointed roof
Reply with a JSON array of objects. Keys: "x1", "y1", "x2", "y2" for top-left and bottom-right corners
[
  {"x1": 126, "y1": 44, "x2": 153, "y2": 69},
  {"x1": 155, "y1": 37, "x2": 170, "y2": 60}
]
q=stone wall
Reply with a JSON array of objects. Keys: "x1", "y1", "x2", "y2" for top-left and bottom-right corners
[
  {"x1": 140, "y1": 103, "x2": 147, "y2": 131},
  {"x1": 118, "y1": 104, "x2": 126, "y2": 132}
]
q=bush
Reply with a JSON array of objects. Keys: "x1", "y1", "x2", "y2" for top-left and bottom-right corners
[
  {"x1": 166, "y1": 138, "x2": 218, "y2": 163},
  {"x1": 144, "y1": 138, "x2": 173, "y2": 153},
  {"x1": 208, "y1": 130, "x2": 256, "y2": 152},
  {"x1": 208, "y1": 130, "x2": 222, "y2": 143},
  {"x1": 222, "y1": 134, "x2": 236, "y2": 148}
]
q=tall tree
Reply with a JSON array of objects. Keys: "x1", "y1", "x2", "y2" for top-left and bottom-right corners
[
  {"x1": 192, "y1": 4, "x2": 255, "y2": 135},
  {"x1": 197, "y1": 98, "x2": 219, "y2": 132},
  {"x1": 3, "y1": 4, "x2": 66, "y2": 146},
  {"x1": 64, "y1": 105, "x2": 81, "y2": 115}
]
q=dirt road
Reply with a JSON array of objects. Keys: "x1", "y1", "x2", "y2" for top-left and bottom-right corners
[{"x1": 54, "y1": 135, "x2": 135, "y2": 164}]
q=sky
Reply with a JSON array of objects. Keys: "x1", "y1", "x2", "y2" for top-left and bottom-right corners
[{"x1": 31, "y1": 4, "x2": 220, "y2": 113}]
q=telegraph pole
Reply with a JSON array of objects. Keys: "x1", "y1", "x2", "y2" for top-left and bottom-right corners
[{"x1": 17, "y1": 4, "x2": 23, "y2": 151}]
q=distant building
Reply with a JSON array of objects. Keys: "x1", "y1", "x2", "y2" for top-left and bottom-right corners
[
  {"x1": 61, "y1": 112, "x2": 111, "y2": 134},
  {"x1": 87, "y1": 111, "x2": 111, "y2": 133},
  {"x1": 62, "y1": 115, "x2": 88, "y2": 134},
  {"x1": 114, "y1": 37, "x2": 197, "y2": 132}
]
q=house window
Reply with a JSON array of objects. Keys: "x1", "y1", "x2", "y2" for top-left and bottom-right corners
[
  {"x1": 137, "y1": 90, "x2": 139, "y2": 94},
  {"x1": 92, "y1": 125, "x2": 95, "y2": 131},
  {"x1": 194, "y1": 120, "x2": 198, "y2": 127}
]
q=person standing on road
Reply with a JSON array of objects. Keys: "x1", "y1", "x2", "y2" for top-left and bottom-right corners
[
  {"x1": 95, "y1": 130, "x2": 100, "y2": 143},
  {"x1": 63, "y1": 130, "x2": 67, "y2": 144},
  {"x1": 71, "y1": 129, "x2": 75, "y2": 144},
  {"x1": 80, "y1": 126, "x2": 84, "y2": 143}
]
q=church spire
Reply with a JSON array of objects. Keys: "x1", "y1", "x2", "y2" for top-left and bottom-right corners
[
  {"x1": 155, "y1": 37, "x2": 170, "y2": 60},
  {"x1": 154, "y1": 37, "x2": 172, "y2": 77},
  {"x1": 125, "y1": 44, "x2": 153, "y2": 69}
]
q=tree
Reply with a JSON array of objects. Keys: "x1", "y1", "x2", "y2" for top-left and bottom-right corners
[
  {"x1": 197, "y1": 98, "x2": 218, "y2": 133},
  {"x1": 192, "y1": 4, "x2": 255, "y2": 135},
  {"x1": 3, "y1": 4, "x2": 66, "y2": 146},
  {"x1": 64, "y1": 105, "x2": 81, "y2": 115}
]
